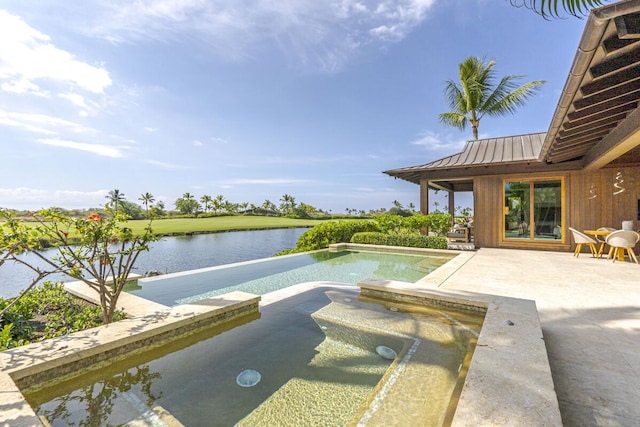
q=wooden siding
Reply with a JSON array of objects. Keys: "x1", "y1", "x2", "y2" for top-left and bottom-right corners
[
  {"x1": 568, "y1": 166, "x2": 640, "y2": 233},
  {"x1": 469, "y1": 166, "x2": 640, "y2": 252}
]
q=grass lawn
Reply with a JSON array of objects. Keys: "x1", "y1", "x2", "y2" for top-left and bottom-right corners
[{"x1": 128, "y1": 216, "x2": 331, "y2": 235}]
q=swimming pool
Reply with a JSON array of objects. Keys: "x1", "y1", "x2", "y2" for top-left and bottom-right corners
[
  {"x1": 26, "y1": 283, "x2": 483, "y2": 426},
  {"x1": 129, "y1": 248, "x2": 456, "y2": 306}
]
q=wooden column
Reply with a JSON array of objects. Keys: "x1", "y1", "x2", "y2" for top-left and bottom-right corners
[
  {"x1": 448, "y1": 190, "x2": 455, "y2": 223},
  {"x1": 420, "y1": 179, "x2": 429, "y2": 214}
]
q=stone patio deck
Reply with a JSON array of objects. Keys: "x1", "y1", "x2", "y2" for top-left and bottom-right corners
[{"x1": 432, "y1": 248, "x2": 640, "y2": 426}]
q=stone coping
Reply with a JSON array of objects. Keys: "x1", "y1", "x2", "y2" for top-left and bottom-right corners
[
  {"x1": 358, "y1": 278, "x2": 563, "y2": 426},
  {"x1": 0, "y1": 290, "x2": 260, "y2": 427}
]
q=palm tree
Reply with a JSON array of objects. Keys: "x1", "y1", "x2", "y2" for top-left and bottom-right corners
[
  {"x1": 279, "y1": 194, "x2": 296, "y2": 214},
  {"x1": 200, "y1": 195, "x2": 213, "y2": 213},
  {"x1": 175, "y1": 192, "x2": 200, "y2": 215},
  {"x1": 138, "y1": 192, "x2": 155, "y2": 217},
  {"x1": 509, "y1": 0, "x2": 607, "y2": 19},
  {"x1": 262, "y1": 200, "x2": 276, "y2": 212},
  {"x1": 212, "y1": 195, "x2": 225, "y2": 213},
  {"x1": 106, "y1": 189, "x2": 126, "y2": 213},
  {"x1": 439, "y1": 56, "x2": 545, "y2": 140}
]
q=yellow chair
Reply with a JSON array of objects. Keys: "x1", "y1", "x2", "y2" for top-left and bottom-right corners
[
  {"x1": 594, "y1": 227, "x2": 616, "y2": 258},
  {"x1": 568, "y1": 227, "x2": 598, "y2": 258},
  {"x1": 605, "y1": 230, "x2": 640, "y2": 263}
]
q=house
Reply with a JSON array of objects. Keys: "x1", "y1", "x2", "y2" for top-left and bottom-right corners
[{"x1": 384, "y1": 0, "x2": 640, "y2": 252}]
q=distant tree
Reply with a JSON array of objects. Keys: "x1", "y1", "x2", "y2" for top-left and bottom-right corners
[
  {"x1": 138, "y1": 193, "x2": 155, "y2": 217},
  {"x1": 279, "y1": 194, "x2": 296, "y2": 214},
  {"x1": 223, "y1": 201, "x2": 238, "y2": 213},
  {"x1": 238, "y1": 202, "x2": 249, "y2": 212},
  {"x1": 175, "y1": 193, "x2": 200, "y2": 215},
  {"x1": 151, "y1": 201, "x2": 166, "y2": 217},
  {"x1": 298, "y1": 203, "x2": 317, "y2": 215},
  {"x1": 106, "y1": 189, "x2": 126, "y2": 213},
  {"x1": 439, "y1": 56, "x2": 545, "y2": 140},
  {"x1": 200, "y1": 195, "x2": 213, "y2": 213},
  {"x1": 509, "y1": 0, "x2": 607, "y2": 19},
  {"x1": 262, "y1": 200, "x2": 276, "y2": 212},
  {"x1": 118, "y1": 201, "x2": 144, "y2": 220},
  {"x1": 212, "y1": 195, "x2": 225, "y2": 213}
]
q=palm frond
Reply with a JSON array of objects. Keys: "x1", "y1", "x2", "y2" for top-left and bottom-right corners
[
  {"x1": 439, "y1": 112, "x2": 468, "y2": 130},
  {"x1": 482, "y1": 79, "x2": 546, "y2": 118},
  {"x1": 509, "y1": 0, "x2": 607, "y2": 19}
]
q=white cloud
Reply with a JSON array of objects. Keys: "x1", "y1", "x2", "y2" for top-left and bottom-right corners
[
  {"x1": 145, "y1": 159, "x2": 188, "y2": 170},
  {"x1": 222, "y1": 178, "x2": 313, "y2": 185},
  {"x1": 0, "y1": 10, "x2": 112, "y2": 95},
  {"x1": 0, "y1": 109, "x2": 94, "y2": 135},
  {"x1": 410, "y1": 130, "x2": 466, "y2": 151},
  {"x1": 58, "y1": 92, "x2": 89, "y2": 109},
  {"x1": 0, "y1": 187, "x2": 109, "y2": 209},
  {"x1": 81, "y1": 0, "x2": 437, "y2": 73},
  {"x1": 192, "y1": 139, "x2": 203, "y2": 147},
  {"x1": 37, "y1": 138, "x2": 126, "y2": 158},
  {"x1": 1, "y1": 78, "x2": 49, "y2": 96}
]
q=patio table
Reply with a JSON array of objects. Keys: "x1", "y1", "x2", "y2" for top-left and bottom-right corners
[{"x1": 583, "y1": 229, "x2": 624, "y2": 261}]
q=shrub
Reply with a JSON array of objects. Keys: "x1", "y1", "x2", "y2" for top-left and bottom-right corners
[
  {"x1": 292, "y1": 220, "x2": 380, "y2": 252},
  {"x1": 0, "y1": 282, "x2": 126, "y2": 350},
  {"x1": 374, "y1": 213, "x2": 452, "y2": 236},
  {"x1": 350, "y1": 232, "x2": 448, "y2": 249}
]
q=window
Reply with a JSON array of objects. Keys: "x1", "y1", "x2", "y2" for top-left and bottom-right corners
[{"x1": 504, "y1": 179, "x2": 563, "y2": 241}]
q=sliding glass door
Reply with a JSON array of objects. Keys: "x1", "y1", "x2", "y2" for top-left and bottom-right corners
[{"x1": 504, "y1": 179, "x2": 563, "y2": 241}]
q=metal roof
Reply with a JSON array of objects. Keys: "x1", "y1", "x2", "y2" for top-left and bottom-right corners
[{"x1": 384, "y1": 132, "x2": 546, "y2": 184}]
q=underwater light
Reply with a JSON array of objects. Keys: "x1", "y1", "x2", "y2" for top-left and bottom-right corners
[
  {"x1": 236, "y1": 369, "x2": 261, "y2": 387},
  {"x1": 375, "y1": 345, "x2": 397, "y2": 360}
]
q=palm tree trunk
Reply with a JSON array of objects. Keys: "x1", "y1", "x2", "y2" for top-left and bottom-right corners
[{"x1": 471, "y1": 118, "x2": 479, "y2": 140}]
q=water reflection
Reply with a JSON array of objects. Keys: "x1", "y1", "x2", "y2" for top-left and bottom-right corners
[
  {"x1": 0, "y1": 228, "x2": 307, "y2": 299},
  {"x1": 34, "y1": 365, "x2": 162, "y2": 427}
]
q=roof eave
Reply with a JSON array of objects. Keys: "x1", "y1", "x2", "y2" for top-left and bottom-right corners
[{"x1": 541, "y1": 0, "x2": 640, "y2": 162}]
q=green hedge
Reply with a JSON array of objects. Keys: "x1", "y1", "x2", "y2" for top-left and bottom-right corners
[
  {"x1": 350, "y1": 232, "x2": 448, "y2": 249},
  {"x1": 375, "y1": 213, "x2": 452, "y2": 236},
  {"x1": 282, "y1": 220, "x2": 380, "y2": 253}
]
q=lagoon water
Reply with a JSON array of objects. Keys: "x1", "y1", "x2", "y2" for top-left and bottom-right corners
[{"x1": 0, "y1": 228, "x2": 308, "y2": 299}]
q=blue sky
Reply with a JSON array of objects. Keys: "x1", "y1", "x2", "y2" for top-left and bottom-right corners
[{"x1": 0, "y1": 1, "x2": 587, "y2": 213}]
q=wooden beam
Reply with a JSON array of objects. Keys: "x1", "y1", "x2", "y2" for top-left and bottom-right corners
[
  {"x1": 573, "y1": 79, "x2": 640, "y2": 110},
  {"x1": 564, "y1": 104, "x2": 636, "y2": 129},
  {"x1": 563, "y1": 111, "x2": 628, "y2": 132},
  {"x1": 615, "y1": 13, "x2": 640, "y2": 39},
  {"x1": 580, "y1": 63, "x2": 640, "y2": 96},
  {"x1": 567, "y1": 94, "x2": 638, "y2": 122},
  {"x1": 420, "y1": 179, "x2": 429, "y2": 214},
  {"x1": 584, "y1": 106, "x2": 640, "y2": 171},
  {"x1": 558, "y1": 121, "x2": 618, "y2": 140},
  {"x1": 429, "y1": 181, "x2": 453, "y2": 192},
  {"x1": 589, "y1": 50, "x2": 640, "y2": 78},
  {"x1": 602, "y1": 34, "x2": 638, "y2": 54}
]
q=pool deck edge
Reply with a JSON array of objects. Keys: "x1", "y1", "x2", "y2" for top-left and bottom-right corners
[{"x1": 358, "y1": 278, "x2": 563, "y2": 427}]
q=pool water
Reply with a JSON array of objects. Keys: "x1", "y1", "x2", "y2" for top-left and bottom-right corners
[
  {"x1": 130, "y1": 249, "x2": 455, "y2": 306},
  {"x1": 26, "y1": 285, "x2": 482, "y2": 426}
]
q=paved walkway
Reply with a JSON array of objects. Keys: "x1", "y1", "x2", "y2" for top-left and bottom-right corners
[{"x1": 437, "y1": 248, "x2": 640, "y2": 427}]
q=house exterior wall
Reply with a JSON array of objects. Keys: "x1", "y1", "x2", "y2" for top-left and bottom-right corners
[{"x1": 469, "y1": 166, "x2": 640, "y2": 252}]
